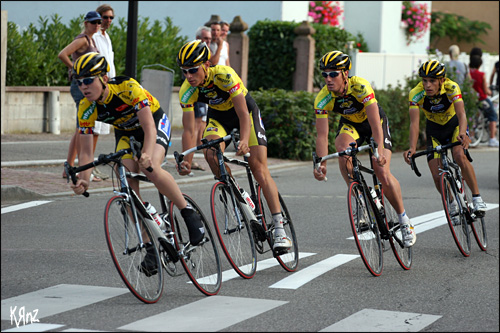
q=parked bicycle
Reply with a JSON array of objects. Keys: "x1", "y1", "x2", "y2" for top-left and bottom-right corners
[
  {"x1": 469, "y1": 87, "x2": 499, "y2": 147},
  {"x1": 313, "y1": 138, "x2": 412, "y2": 277},
  {"x1": 175, "y1": 129, "x2": 299, "y2": 279},
  {"x1": 65, "y1": 137, "x2": 222, "y2": 304},
  {"x1": 409, "y1": 141, "x2": 487, "y2": 256}
]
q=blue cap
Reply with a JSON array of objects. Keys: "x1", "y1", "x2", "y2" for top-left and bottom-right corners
[{"x1": 84, "y1": 11, "x2": 101, "y2": 22}]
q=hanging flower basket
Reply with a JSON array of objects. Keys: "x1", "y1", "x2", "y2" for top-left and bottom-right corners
[
  {"x1": 401, "y1": 1, "x2": 431, "y2": 45},
  {"x1": 308, "y1": 1, "x2": 344, "y2": 27}
]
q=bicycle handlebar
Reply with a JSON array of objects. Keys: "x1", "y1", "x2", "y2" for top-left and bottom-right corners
[
  {"x1": 65, "y1": 136, "x2": 143, "y2": 197},
  {"x1": 409, "y1": 141, "x2": 472, "y2": 177},
  {"x1": 312, "y1": 138, "x2": 379, "y2": 182},
  {"x1": 174, "y1": 129, "x2": 248, "y2": 172}
]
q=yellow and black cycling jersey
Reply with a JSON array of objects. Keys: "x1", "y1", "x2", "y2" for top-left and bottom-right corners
[
  {"x1": 78, "y1": 76, "x2": 161, "y2": 133},
  {"x1": 314, "y1": 76, "x2": 378, "y2": 123},
  {"x1": 408, "y1": 77, "x2": 463, "y2": 126},
  {"x1": 178, "y1": 65, "x2": 248, "y2": 112}
]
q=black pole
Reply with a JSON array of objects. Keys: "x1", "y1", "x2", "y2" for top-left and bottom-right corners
[{"x1": 125, "y1": 0, "x2": 138, "y2": 78}]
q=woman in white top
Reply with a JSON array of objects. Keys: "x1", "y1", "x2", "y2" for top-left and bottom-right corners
[{"x1": 218, "y1": 21, "x2": 230, "y2": 66}]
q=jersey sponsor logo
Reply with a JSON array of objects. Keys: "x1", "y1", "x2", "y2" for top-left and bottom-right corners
[
  {"x1": 258, "y1": 131, "x2": 267, "y2": 142},
  {"x1": 340, "y1": 100, "x2": 353, "y2": 109},
  {"x1": 429, "y1": 97, "x2": 442, "y2": 104},
  {"x1": 412, "y1": 90, "x2": 425, "y2": 103},
  {"x1": 81, "y1": 104, "x2": 96, "y2": 120},
  {"x1": 116, "y1": 104, "x2": 129, "y2": 111},
  {"x1": 215, "y1": 73, "x2": 232, "y2": 86},
  {"x1": 181, "y1": 86, "x2": 197, "y2": 103},
  {"x1": 206, "y1": 91, "x2": 218, "y2": 99},
  {"x1": 352, "y1": 85, "x2": 366, "y2": 95},
  {"x1": 430, "y1": 104, "x2": 445, "y2": 112},
  {"x1": 452, "y1": 94, "x2": 462, "y2": 102},
  {"x1": 228, "y1": 83, "x2": 240, "y2": 95},
  {"x1": 343, "y1": 108, "x2": 358, "y2": 115},
  {"x1": 385, "y1": 137, "x2": 392, "y2": 146},
  {"x1": 209, "y1": 98, "x2": 225, "y2": 105},
  {"x1": 206, "y1": 126, "x2": 219, "y2": 132},
  {"x1": 362, "y1": 93, "x2": 374, "y2": 104},
  {"x1": 343, "y1": 126, "x2": 354, "y2": 134},
  {"x1": 79, "y1": 121, "x2": 92, "y2": 127},
  {"x1": 316, "y1": 94, "x2": 333, "y2": 109}
]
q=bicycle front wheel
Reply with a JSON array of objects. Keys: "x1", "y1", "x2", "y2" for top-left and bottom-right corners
[
  {"x1": 469, "y1": 109, "x2": 485, "y2": 147},
  {"x1": 104, "y1": 196, "x2": 163, "y2": 304},
  {"x1": 462, "y1": 178, "x2": 487, "y2": 251},
  {"x1": 170, "y1": 194, "x2": 222, "y2": 296},
  {"x1": 440, "y1": 173, "x2": 471, "y2": 256},
  {"x1": 211, "y1": 182, "x2": 257, "y2": 279},
  {"x1": 347, "y1": 182, "x2": 383, "y2": 276},
  {"x1": 257, "y1": 186, "x2": 299, "y2": 272},
  {"x1": 382, "y1": 191, "x2": 412, "y2": 270}
]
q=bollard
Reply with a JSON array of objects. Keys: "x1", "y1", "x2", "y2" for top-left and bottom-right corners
[{"x1": 48, "y1": 90, "x2": 60, "y2": 135}]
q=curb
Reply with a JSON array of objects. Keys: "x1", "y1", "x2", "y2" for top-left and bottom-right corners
[{"x1": 1, "y1": 161, "x2": 309, "y2": 202}]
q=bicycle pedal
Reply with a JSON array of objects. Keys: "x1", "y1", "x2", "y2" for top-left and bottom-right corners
[
  {"x1": 474, "y1": 210, "x2": 485, "y2": 218},
  {"x1": 273, "y1": 247, "x2": 290, "y2": 256}
]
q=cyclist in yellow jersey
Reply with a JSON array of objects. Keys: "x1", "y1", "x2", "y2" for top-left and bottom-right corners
[
  {"x1": 176, "y1": 40, "x2": 291, "y2": 250},
  {"x1": 69, "y1": 53, "x2": 205, "y2": 274},
  {"x1": 403, "y1": 60, "x2": 487, "y2": 215},
  {"x1": 313, "y1": 51, "x2": 416, "y2": 247}
]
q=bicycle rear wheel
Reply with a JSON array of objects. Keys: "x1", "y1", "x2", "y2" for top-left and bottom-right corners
[
  {"x1": 381, "y1": 191, "x2": 412, "y2": 270},
  {"x1": 462, "y1": 178, "x2": 487, "y2": 251},
  {"x1": 257, "y1": 186, "x2": 299, "y2": 272},
  {"x1": 347, "y1": 182, "x2": 383, "y2": 276},
  {"x1": 211, "y1": 182, "x2": 257, "y2": 279},
  {"x1": 170, "y1": 194, "x2": 222, "y2": 296},
  {"x1": 440, "y1": 173, "x2": 471, "y2": 256},
  {"x1": 469, "y1": 109, "x2": 485, "y2": 147},
  {"x1": 104, "y1": 196, "x2": 163, "y2": 304}
]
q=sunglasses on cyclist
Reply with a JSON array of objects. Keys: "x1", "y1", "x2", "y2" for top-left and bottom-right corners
[
  {"x1": 76, "y1": 76, "x2": 97, "y2": 86},
  {"x1": 88, "y1": 20, "x2": 102, "y2": 25},
  {"x1": 102, "y1": 15, "x2": 114, "y2": 20},
  {"x1": 321, "y1": 71, "x2": 341, "y2": 78},
  {"x1": 182, "y1": 66, "x2": 200, "y2": 75}
]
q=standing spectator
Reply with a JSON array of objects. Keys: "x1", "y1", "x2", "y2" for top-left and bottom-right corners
[
  {"x1": 490, "y1": 61, "x2": 499, "y2": 91},
  {"x1": 90, "y1": 3, "x2": 116, "y2": 180},
  {"x1": 58, "y1": 11, "x2": 102, "y2": 181},
  {"x1": 218, "y1": 20, "x2": 230, "y2": 66},
  {"x1": 208, "y1": 21, "x2": 223, "y2": 66},
  {"x1": 447, "y1": 45, "x2": 470, "y2": 88},
  {"x1": 469, "y1": 55, "x2": 499, "y2": 147}
]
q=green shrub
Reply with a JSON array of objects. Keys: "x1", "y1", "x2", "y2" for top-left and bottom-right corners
[
  {"x1": 6, "y1": 15, "x2": 188, "y2": 86},
  {"x1": 251, "y1": 88, "x2": 339, "y2": 160},
  {"x1": 247, "y1": 20, "x2": 299, "y2": 91}
]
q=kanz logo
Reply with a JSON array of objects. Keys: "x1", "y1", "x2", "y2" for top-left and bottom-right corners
[{"x1": 362, "y1": 93, "x2": 374, "y2": 104}]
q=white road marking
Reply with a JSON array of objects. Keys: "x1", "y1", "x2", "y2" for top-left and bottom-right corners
[
  {"x1": 118, "y1": 296, "x2": 287, "y2": 332},
  {"x1": 1, "y1": 284, "x2": 128, "y2": 320},
  {"x1": 320, "y1": 308, "x2": 441, "y2": 332},
  {"x1": 1, "y1": 201, "x2": 52, "y2": 214},
  {"x1": 269, "y1": 254, "x2": 359, "y2": 289},
  {"x1": 2, "y1": 323, "x2": 65, "y2": 332}
]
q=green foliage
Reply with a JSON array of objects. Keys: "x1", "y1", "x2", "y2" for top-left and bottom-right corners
[
  {"x1": 247, "y1": 20, "x2": 299, "y2": 91},
  {"x1": 311, "y1": 23, "x2": 369, "y2": 89},
  {"x1": 6, "y1": 15, "x2": 187, "y2": 86},
  {"x1": 430, "y1": 11, "x2": 491, "y2": 49},
  {"x1": 252, "y1": 88, "x2": 338, "y2": 160}
]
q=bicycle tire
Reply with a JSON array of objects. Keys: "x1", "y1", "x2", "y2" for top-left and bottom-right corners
[
  {"x1": 469, "y1": 109, "x2": 485, "y2": 147},
  {"x1": 381, "y1": 190, "x2": 412, "y2": 270},
  {"x1": 104, "y1": 196, "x2": 163, "y2": 304},
  {"x1": 257, "y1": 186, "x2": 299, "y2": 272},
  {"x1": 440, "y1": 173, "x2": 471, "y2": 256},
  {"x1": 210, "y1": 182, "x2": 257, "y2": 279},
  {"x1": 462, "y1": 178, "x2": 487, "y2": 251},
  {"x1": 347, "y1": 182, "x2": 383, "y2": 276},
  {"x1": 169, "y1": 194, "x2": 222, "y2": 296}
]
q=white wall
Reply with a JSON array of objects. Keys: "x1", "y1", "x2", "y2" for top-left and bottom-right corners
[{"x1": 281, "y1": 1, "x2": 309, "y2": 22}]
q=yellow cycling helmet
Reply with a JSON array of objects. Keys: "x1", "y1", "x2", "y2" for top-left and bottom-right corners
[
  {"x1": 419, "y1": 60, "x2": 446, "y2": 79},
  {"x1": 177, "y1": 40, "x2": 211, "y2": 67},
  {"x1": 319, "y1": 51, "x2": 351, "y2": 71},
  {"x1": 72, "y1": 52, "x2": 109, "y2": 78}
]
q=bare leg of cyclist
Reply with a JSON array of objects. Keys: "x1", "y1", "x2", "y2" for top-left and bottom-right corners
[
  {"x1": 452, "y1": 146, "x2": 480, "y2": 195},
  {"x1": 372, "y1": 149, "x2": 405, "y2": 214}
]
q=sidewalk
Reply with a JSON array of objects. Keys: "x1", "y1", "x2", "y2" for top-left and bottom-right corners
[{"x1": 1, "y1": 130, "x2": 307, "y2": 203}]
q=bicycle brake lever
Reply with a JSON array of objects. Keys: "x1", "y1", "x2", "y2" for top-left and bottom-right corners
[
  {"x1": 130, "y1": 136, "x2": 153, "y2": 173},
  {"x1": 64, "y1": 161, "x2": 89, "y2": 197}
]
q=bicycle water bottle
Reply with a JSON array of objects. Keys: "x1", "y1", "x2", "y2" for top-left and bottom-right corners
[
  {"x1": 239, "y1": 188, "x2": 256, "y2": 210},
  {"x1": 369, "y1": 187, "x2": 383, "y2": 211},
  {"x1": 144, "y1": 202, "x2": 165, "y2": 230}
]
